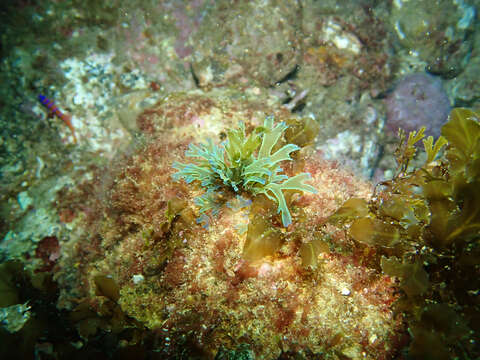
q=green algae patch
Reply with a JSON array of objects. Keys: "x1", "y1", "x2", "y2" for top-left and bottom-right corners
[
  {"x1": 243, "y1": 215, "x2": 283, "y2": 262},
  {"x1": 299, "y1": 238, "x2": 329, "y2": 269},
  {"x1": 350, "y1": 217, "x2": 400, "y2": 248},
  {"x1": 93, "y1": 275, "x2": 120, "y2": 302},
  {"x1": 284, "y1": 117, "x2": 320, "y2": 148},
  {"x1": 380, "y1": 256, "x2": 429, "y2": 297},
  {"x1": 328, "y1": 197, "x2": 369, "y2": 225}
]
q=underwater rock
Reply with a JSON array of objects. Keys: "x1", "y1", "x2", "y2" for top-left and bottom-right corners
[
  {"x1": 56, "y1": 89, "x2": 401, "y2": 359},
  {"x1": 0, "y1": 302, "x2": 31, "y2": 333},
  {"x1": 301, "y1": 0, "x2": 393, "y2": 93},
  {"x1": 385, "y1": 73, "x2": 451, "y2": 138},
  {"x1": 190, "y1": 0, "x2": 302, "y2": 87},
  {"x1": 389, "y1": 0, "x2": 475, "y2": 77},
  {"x1": 445, "y1": 28, "x2": 480, "y2": 107}
]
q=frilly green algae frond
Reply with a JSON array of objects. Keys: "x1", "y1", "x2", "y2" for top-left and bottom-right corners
[{"x1": 172, "y1": 116, "x2": 317, "y2": 227}]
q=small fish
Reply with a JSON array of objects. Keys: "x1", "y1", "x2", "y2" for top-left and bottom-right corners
[{"x1": 38, "y1": 94, "x2": 77, "y2": 143}]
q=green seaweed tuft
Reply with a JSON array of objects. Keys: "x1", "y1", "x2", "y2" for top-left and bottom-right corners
[{"x1": 172, "y1": 116, "x2": 317, "y2": 227}]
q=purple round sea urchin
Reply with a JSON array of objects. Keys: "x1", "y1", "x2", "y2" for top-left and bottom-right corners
[{"x1": 385, "y1": 73, "x2": 451, "y2": 138}]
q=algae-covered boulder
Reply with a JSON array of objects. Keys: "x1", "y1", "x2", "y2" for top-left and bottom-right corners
[{"x1": 56, "y1": 89, "x2": 401, "y2": 359}]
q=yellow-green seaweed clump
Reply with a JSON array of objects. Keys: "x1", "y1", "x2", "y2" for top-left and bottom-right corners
[{"x1": 329, "y1": 107, "x2": 480, "y2": 359}]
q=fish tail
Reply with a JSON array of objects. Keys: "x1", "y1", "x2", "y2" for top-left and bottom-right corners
[{"x1": 59, "y1": 113, "x2": 77, "y2": 143}]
